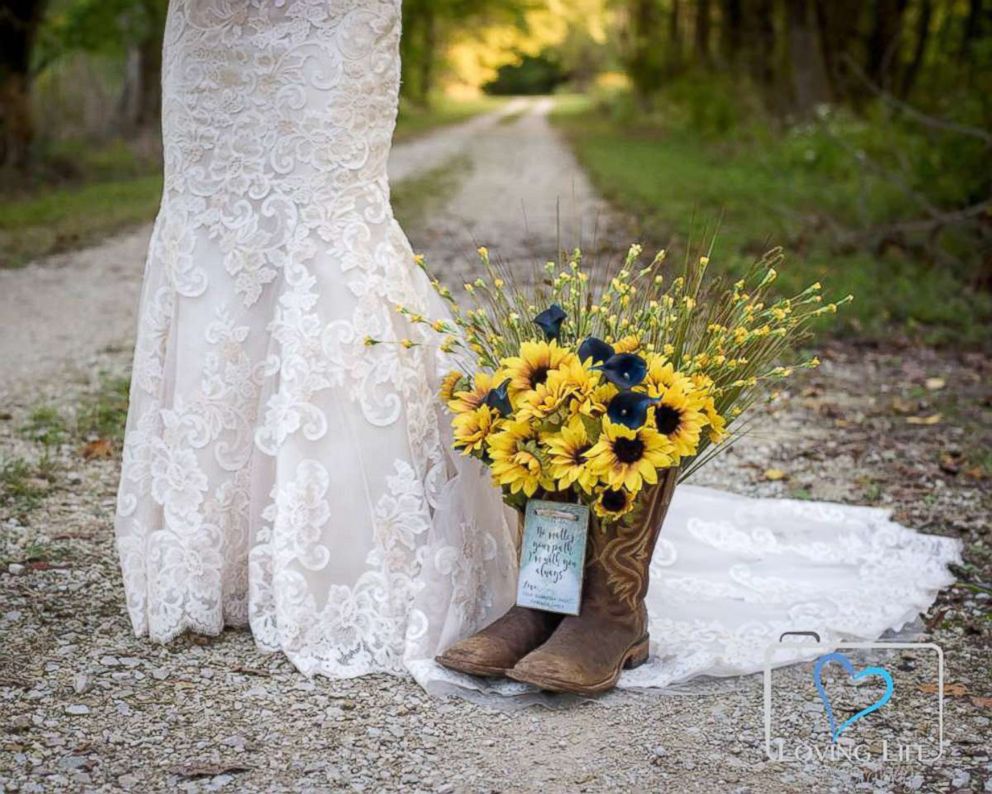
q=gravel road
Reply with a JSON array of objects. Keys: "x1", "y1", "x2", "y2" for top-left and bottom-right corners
[
  {"x1": 0, "y1": 98, "x2": 585, "y2": 401},
  {"x1": 410, "y1": 97, "x2": 618, "y2": 281},
  {"x1": 1, "y1": 99, "x2": 989, "y2": 793}
]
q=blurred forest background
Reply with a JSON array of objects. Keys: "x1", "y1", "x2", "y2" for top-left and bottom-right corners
[{"x1": 1, "y1": 0, "x2": 989, "y2": 344}]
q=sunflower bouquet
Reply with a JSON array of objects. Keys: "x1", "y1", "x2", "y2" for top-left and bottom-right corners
[
  {"x1": 407, "y1": 242, "x2": 850, "y2": 694},
  {"x1": 386, "y1": 244, "x2": 850, "y2": 523}
]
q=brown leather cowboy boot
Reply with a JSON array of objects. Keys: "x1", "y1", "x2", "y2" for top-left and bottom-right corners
[
  {"x1": 434, "y1": 605, "x2": 563, "y2": 677},
  {"x1": 506, "y1": 469, "x2": 678, "y2": 695},
  {"x1": 435, "y1": 512, "x2": 563, "y2": 677}
]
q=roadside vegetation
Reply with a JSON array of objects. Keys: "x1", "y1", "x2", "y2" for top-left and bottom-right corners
[
  {"x1": 0, "y1": 373, "x2": 129, "y2": 525},
  {"x1": 552, "y1": 89, "x2": 990, "y2": 346},
  {"x1": 0, "y1": 96, "x2": 502, "y2": 269}
]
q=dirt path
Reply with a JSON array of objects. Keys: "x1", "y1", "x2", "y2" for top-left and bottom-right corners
[
  {"x1": 0, "y1": 98, "x2": 582, "y2": 401},
  {"x1": 1, "y1": 99, "x2": 989, "y2": 793},
  {"x1": 410, "y1": 97, "x2": 617, "y2": 281}
]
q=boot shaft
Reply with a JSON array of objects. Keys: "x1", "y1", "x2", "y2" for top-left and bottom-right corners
[{"x1": 585, "y1": 468, "x2": 679, "y2": 614}]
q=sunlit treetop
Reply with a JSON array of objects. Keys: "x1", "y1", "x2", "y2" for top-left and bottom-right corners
[{"x1": 444, "y1": 0, "x2": 612, "y2": 92}]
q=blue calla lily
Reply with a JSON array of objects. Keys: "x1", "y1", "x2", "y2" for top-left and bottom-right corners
[
  {"x1": 578, "y1": 336, "x2": 615, "y2": 365},
  {"x1": 483, "y1": 378, "x2": 513, "y2": 417},
  {"x1": 606, "y1": 392, "x2": 659, "y2": 429},
  {"x1": 597, "y1": 353, "x2": 647, "y2": 389},
  {"x1": 533, "y1": 304, "x2": 567, "y2": 340}
]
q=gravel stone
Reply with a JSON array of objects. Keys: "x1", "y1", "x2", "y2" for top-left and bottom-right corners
[{"x1": 0, "y1": 99, "x2": 987, "y2": 793}]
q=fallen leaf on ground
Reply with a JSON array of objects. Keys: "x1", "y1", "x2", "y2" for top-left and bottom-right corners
[
  {"x1": 971, "y1": 696, "x2": 992, "y2": 709},
  {"x1": 763, "y1": 468, "x2": 788, "y2": 481},
  {"x1": 919, "y1": 682, "x2": 968, "y2": 696},
  {"x1": 925, "y1": 377, "x2": 946, "y2": 391},
  {"x1": 891, "y1": 396, "x2": 914, "y2": 414},
  {"x1": 81, "y1": 439, "x2": 113, "y2": 459},
  {"x1": 906, "y1": 413, "x2": 942, "y2": 425},
  {"x1": 965, "y1": 466, "x2": 986, "y2": 480},
  {"x1": 939, "y1": 452, "x2": 961, "y2": 475},
  {"x1": 818, "y1": 403, "x2": 845, "y2": 419}
]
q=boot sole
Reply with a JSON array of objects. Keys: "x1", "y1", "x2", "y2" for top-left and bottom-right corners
[
  {"x1": 434, "y1": 654, "x2": 509, "y2": 678},
  {"x1": 505, "y1": 636, "x2": 650, "y2": 696}
]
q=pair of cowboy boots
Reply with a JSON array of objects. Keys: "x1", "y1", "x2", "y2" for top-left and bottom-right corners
[{"x1": 436, "y1": 471, "x2": 677, "y2": 696}]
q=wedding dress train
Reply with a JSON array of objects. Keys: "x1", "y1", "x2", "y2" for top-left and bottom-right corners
[{"x1": 115, "y1": 0, "x2": 961, "y2": 698}]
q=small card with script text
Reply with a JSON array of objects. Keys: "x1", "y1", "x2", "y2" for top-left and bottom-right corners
[{"x1": 515, "y1": 500, "x2": 590, "y2": 615}]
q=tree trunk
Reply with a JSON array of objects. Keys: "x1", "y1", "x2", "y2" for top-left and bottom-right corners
[
  {"x1": 899, "y1": 0, "x2": 932, "y2": 98},
  {"x1": 624, "y1": 0, "x2": 666, "y2": 106},
  {"x1": 417, "y1": 5, "x2": 436, "y2": 107},
  {"x1": 814, "y1": 0, "x2": 865, "y2": 102},
  {"x1": 119, "y1": 47, "x2": 142, "y2": 132},
  {"x1": 696, "y1": 0, "x2": 712, "y2": 65},
  {"x1": 668, "y1": 0, "x2": 683, "y2": 74},
  {"x1": 720, "y1": 0, "x2": 743, "y2": 65},
  {"x1": 960, "y1": 0, "x2": 985, "y2": 60},
  {"x1": 136, "y1": 28, "x2": 163, "y2": 129},
  {"x1": 867, "y1": 0, "x2": 909, "y2": 91},
  {"x1": 741, "y1": 0, "x2": 776, "y2": 89},
  {"x1": 786, "y1": 0, "x2": 833, "y2": 115},
  {"x1": 399, "y1": 3, "x2": 418, "y2": 100},
  {"x1": 0, "y1": 0, "x2": 45, "y2": 172}
]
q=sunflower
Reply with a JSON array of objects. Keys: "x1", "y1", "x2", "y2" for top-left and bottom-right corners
[
  {"x1": 652, "y1": 383, "x2": 707, "y2": 459},
  {"x1": 518, "y1": 359, "x2": 598, "y2": 422},
  {"x1": 556, "y1": 357, "x2": 600, "y2": 397},
  {"x1": 688, "y1": 374, "x2": 728, "y2": 445},
  {"x1": 593, "y1": 487, "x2": 636, "y2": 520},
  {"x1": 439, "y1": 371, "x2": 466, "y2": 403},
  {"x1": 543, "y1": 417, "x2": 599, "y2": 493},
  {"x1": 586, "y1": 418, "x2": 674, "y2": 492},
  {"x1": 448, "y1": 371, "x2": 500, "y2": 414},
  {"x1": 501, "y1": 340, "x2": 577, "y2": 404},
  {"x1": 612, "y1": 335, "x2": 642, "y2": 354},
  {"x1": 452, "y1": 405, "x2": 498, "y2": 455},
  {"x1": 516, "y1": 369, "x2": 574, "y2": 423},
  {"x1": 488, "y1": 421, "x2": 554, "y2": 496},
  {"x1": 642, "y1": 355, "x2": 692, "y2": 397},
  {"x1": 573, "y1": 381, "x2": 618, "y2": 418},
  {"x1": 702, "y1": 396, "x2": 727, "y2": 443}
]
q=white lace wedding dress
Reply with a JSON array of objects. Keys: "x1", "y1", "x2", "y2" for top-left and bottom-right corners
[{"x1": 115, "y1": 0, "x2": 961, "y2": 700}]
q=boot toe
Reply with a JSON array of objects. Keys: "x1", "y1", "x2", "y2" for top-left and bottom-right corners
[
  {"x1": 435, "y1": 636, "x2": 516, "y2": 677},
  {"x1": 508, "y1": 651, "x2": 588, "y2": 689}
]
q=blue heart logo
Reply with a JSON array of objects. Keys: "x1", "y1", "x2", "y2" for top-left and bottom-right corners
[{"x1": 813, "y1": 652, "x2": 894, "y2": 742}]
